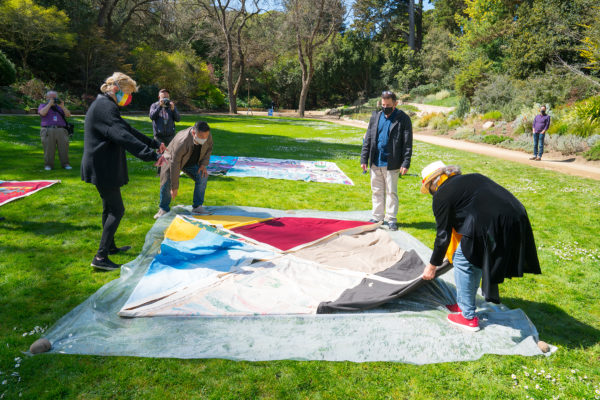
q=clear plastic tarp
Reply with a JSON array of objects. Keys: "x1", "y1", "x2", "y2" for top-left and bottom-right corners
[{"x1": 40, "y1": 206, "x2": 552, "y2": 364}]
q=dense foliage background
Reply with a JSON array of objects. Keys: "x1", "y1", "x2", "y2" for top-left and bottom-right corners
[{"x1": 0, "y1": 0, "x2": 598, "y2": 114}]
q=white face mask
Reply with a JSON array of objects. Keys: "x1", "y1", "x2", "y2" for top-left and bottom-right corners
[{"x1": 193, "y1": 135, "x2": 207, "y2": 145}]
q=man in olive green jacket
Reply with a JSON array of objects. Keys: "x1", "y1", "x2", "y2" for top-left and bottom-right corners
[{"x1": 155, "y1": 121, "x2": 213, "y2": 218}]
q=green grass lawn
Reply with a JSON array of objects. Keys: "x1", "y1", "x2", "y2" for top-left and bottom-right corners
[{"x1": 0, "y1": 114, "x2": 599, "y2": 399}]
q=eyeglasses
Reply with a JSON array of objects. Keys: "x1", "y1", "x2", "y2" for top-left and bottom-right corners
[{"x1": 382, "y1": 91, "x2": 393, "y2": 96}]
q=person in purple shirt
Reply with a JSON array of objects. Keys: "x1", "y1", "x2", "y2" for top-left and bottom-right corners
[
  {"x1": 38, "y1": 90, "x2": 72, "y2": 170},
  {"x1": 531, "y1": 105, "x2": 551, "y2": 161}
]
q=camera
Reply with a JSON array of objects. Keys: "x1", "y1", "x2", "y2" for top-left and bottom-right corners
[
  {"x1": 162, "y1": 98, "x2": 171, "y2": 107},
  {"x1": 52, "y1": 98, "x2": 61, "y2": 104}
]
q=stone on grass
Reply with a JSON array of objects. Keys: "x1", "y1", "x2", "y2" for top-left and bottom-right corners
[
  {"x1": 29, "y1": 338, "x2": 51, "y2": 354},
  {"x1": 537, "y1": 340, "x2": 550, "y2": 353}
]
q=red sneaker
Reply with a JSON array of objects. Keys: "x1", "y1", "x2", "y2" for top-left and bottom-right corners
[
  {"x1": 447, "y1": 313, "x2": 480, "y2": 332},
  {"x1": 445, "y1": 303, "x2": 462, "y2": 313}
]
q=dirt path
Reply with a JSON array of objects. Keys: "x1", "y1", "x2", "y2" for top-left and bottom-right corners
[{"x1": 312, "y1": 116, "x2": 600, "y2": 181}]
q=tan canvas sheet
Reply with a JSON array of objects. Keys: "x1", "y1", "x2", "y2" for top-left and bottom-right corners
[{"x1": 292, "y1": 229, "x2": 405, "y2": 274}]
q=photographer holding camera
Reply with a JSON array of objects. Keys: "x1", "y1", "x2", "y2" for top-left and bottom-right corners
[
  {"x1": 38, "y1": 90, "x2": 72, "y2": 170},
  {"x1": 149, "y1": 89, "x2": 180, "y2": 146}
]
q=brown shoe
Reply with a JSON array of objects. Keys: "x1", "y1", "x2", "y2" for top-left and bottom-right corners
[
  {"x1": 536, "y1": 157, "x2": 541, "y2": 161},
  {"x1": 529, "y1": 156, "x2": 537, "y2": 160}
]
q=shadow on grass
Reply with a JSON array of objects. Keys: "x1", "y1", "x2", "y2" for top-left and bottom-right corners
[
  {"x1": 1, "y1": 219, "x2": 94, "y2": 235},
  {"x1": 400, "y1": 221, "x2": 437, "y2": 230},
  {"x1": 502, "y1": 297, "x2": 600, "y2": 349}
]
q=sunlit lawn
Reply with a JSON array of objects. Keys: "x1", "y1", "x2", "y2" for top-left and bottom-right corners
[{"x1": 0, "y1": 114, "x2": 598, "y2": 399}]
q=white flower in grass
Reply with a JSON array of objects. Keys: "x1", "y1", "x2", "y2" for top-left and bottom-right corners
[
  {"x1": 536, "y1": 384, "x2": 540, "y2": 390},
  {"x1": 512, "y1": 374, "x2": 517, "y2": 379},
  {"x1": 595, "y1": 389, "x2": 600, "y2": 394},
  {"x1": 540, "y1": 369, "x2": 545, "y2": 373},
  {"x1": 571, "y1": 369, "x2": 576, "y2": 374},
  {"x1": 13, "y1": 365, "x2": 19, "y2": 369},
  {"x1": 525, "y1": 385, "x2": 529, "y2": 389},
  {"x1": 525, "y1": 372, "x2": 530, "y2": 376},
  {"x1": 1, "y1": 381, "x2": 5, "y2": 385}
]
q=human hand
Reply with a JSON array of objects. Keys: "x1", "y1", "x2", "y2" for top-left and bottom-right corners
[
  {"x1": 159, "y1": 142, "x2": 166, "y2": 154},
  {"x1": 198, "y1": 165, "x2": 208, "y2": 178},
  {"x1": 422, "y1": 264, "x2": 437, "y2": 280},
  {"x1": 400, "y1": 167, "x2": 408, "y2": 176},
  {"x1": 159, "y1": 99, "x2": 165, "y2": 107},
  {"x1": 170, "y1": 101, "x2": 175, "y2": 111},
  {"x1": 170, "y1": 188, "x2": 178, "y2": 199},
  {"x1": 154, "y1": 155, "x2": 168, "y2": 167},
  {"x1": 360, "y1": 164, "x2": 367, "y2": 172}
]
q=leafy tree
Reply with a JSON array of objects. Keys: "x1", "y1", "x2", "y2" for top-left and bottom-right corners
[
  {"x1": 581, "y1": 6, "x2": 600, "y2": 73},
  {"x1": 0, "y1": 50, "x2": 16, "y2": 86},
  {"x1": 0, "y1": 0, "x2": 75, "y2": 70},
  {"x1": 131, "y1": 45, "x2": 213, "y2": 104},
  {"x1": 454, "y1": 57, "x2": 489, "y2": 98},
  {"x1": 285, "y1": 0, "x2": 344, "y2": 117},
  {"x1": 195, "y1": 0, "x2": 261, "y2": 114}
]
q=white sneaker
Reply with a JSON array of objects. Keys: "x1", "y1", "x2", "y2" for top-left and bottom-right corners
[
  {"x1": 153, "y1": 209, "x2": 168, "y2": 219},
  {"x1": 64, "y1": 164, "x2": 72, "y2": 170},
  {"x1": 44, "y1": 166, "x2": 52, "y2": 171},
  {"x1": 191, "y1": 205, "x2": 211, "y2": 215}
]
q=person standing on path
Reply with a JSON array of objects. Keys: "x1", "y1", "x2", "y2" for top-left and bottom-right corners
[
  {"x1": 360, "y1": 91, "x2": 413, "y2": 231},
  {"x1": 38, "y1": 91, "x2": 72, "y2": 170},
  {"x1": 531, "y1": 106, "x2": 550, "y2": 161}
]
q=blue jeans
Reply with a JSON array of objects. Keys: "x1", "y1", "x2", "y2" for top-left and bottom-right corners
[
  {"x1": 533, "y1": 133, "x2": 545, "y2": 157},
  {"x1": 159, "y1": 165, "x2": 208, "y2": 212},
  {"x1": 453, "y1": 243, "x2": 482, "y2": 319}
]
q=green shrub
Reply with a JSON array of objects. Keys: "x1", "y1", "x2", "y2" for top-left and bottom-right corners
[
  {"x1": 0, "y1": 50, "x2": 16, "y2": 86},
  {"x1": 447, "y1": 118, "x2": 464, "y2": 128},
  {"x1": 455, "y1": 57, "x2": 489, "y2": 98},
  {"x1": 454, "y1": 96, "x2": 470, "y2": 118},
  {"x1": 417, "y1": 112, "x2": 441, "y2": 127},
  {"x1": 482, "y1": 134, "x2": 511, "y2": 145},
  {"x1": 409, "y1": 83, "x2": 439, "y2": 98},
  {"x1": 547, "y1": 120, "x2": 569, "y2": 135},
  {"x1": 573, "y1": 95, "x2": 600, "y2": 124},
  {"x1": 435, "y1": 89, "x2": 451, "y2": 100},
  {"x1": 248, "y1": 96, "x2": 263, "y2": 108},
  {"x1": 482, "y1": 110, "x2": 503, "y2": 121},
  {"x1": 583, "y1": 142, "x2": 600, "y2": 160}
]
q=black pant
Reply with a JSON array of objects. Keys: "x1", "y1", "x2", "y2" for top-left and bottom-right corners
[{"x1": 95, "y1": 185, "x2": 125, "y2": 258}]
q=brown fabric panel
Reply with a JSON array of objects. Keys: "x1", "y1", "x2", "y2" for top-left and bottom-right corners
[{"x1": 292, "y1": 229, "x2": 405, "y2": 274}]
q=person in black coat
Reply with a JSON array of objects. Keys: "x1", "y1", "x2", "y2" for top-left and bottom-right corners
[
  {"x1": 81, "y1": 72, "x2": 167, "y2": 271},
  {"x1": 420, "y1": 161, "x2": 541, "y2": 331},
  {"x1": 360, "y1": 91, "x2": 413, "y2": 231}
]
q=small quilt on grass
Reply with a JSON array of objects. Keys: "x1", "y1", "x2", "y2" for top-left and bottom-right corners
[
  {"x1": 207, "y1": 156, "x2": 353, "y2": 185},
  {"x1": 0, "y1": 180, "x2": 59, "y2": 206}
]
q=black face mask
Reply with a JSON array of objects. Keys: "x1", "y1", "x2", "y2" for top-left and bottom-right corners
[
  {"x1": 541, "y1": 110, "x2": 546, "y2": 115},
  {"x1": 383, "y1": 106, "x2": 394, "y2": 116}
]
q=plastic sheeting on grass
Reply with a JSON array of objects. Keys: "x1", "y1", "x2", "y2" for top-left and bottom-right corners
[{"x1": 39, "y1": 206, "x2": 553, "y2": 363}]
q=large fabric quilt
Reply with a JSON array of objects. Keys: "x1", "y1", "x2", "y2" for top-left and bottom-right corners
[
  {"x1": 0, "y1": 180, "x2": 59, "y2": 206},
  {"x1": 119, "y1": 215, "x2": 449, "y2": 317},
  {"x1": 41, "y1": 206, "x2": 554, "y2": 363},
  {"x1": 207, "y1": 156, "x2": 354, "y2": 185}
]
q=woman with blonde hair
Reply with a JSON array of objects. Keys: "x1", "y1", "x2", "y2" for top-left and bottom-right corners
[{"x1": 81, "y1": 72, "x2": 167, "y2": 271}]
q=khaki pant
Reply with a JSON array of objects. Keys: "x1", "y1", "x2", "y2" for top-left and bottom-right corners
[
  {"x1": 41, "y1": 127, "x2": 69, "y2": 168},
  {"x1": 370, "y1": 166, "x2": 400, "y2": 222}
]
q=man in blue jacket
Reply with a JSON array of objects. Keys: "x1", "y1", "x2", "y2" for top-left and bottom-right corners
[{"x1": 360, "y1": 91, "x2": 413, "y2": 231}]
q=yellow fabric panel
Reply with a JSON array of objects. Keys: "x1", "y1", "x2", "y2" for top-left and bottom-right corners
[
  {"x1": 164, "y1": 217, "x2": 202, "y2": 242},
  {"x1": 446, "y1": 228, "x2": 463, "y2": 264},
  {"x1": 192, "y1": 215, "x2": 272, "y2": 229}
]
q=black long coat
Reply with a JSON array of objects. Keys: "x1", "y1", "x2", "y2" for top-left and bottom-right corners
[
  {"x1": 360, "y1": 109, "x2": 413, "y2": 170},
  {"x1": 81, "y1": 94, "x2": 160, "y2": 188},
  {"x1": 430, "y1": 173, "x2": 541, "y2": 303}
]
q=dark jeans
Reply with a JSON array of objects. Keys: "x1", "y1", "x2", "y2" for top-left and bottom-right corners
[
  {"x1": 533, "y1": 132, "x2": 545, "y2": 157},
  {"x1": 159, "y1": 165, "x2": 208, "y2": 212},
  {"x1": 95, "y1": 185, "x2": 125, "y2": 258}
]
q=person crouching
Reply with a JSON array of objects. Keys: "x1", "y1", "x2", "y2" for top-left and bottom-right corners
[
  {"x1": 420, "y1": 161, "x2": 541, "y2": 332},
  {"x1": 154, "y1": 121, "x2": 213, "y2": 218}
]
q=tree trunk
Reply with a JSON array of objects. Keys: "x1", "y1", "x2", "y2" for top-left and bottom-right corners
[
  {"x1": 408, "y1": 0, "x2": 415, "y2": 50},
  {"x1": 298, "y1": 77, "x2": 311, "y2": 117},
  {"x1": 416, "y1": 0, "x2": 423, "y2": 50},
  {"x1": 225, "y1": 39, "x2": 237, "y2": 114}
]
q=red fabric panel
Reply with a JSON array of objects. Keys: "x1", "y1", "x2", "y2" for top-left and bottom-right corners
[
  {"x1": 0, "y1": 180, "x2": 58, "y2": 206},
  {"x1": 230, "y1": 217, "x2": 372, "y2": 251}
]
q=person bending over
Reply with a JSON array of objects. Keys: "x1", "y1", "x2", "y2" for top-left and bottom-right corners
[
  {"x1": 420, "y1": 161, "x2": 541, "y2": 331},
  {"x1": 154, "y1": 121, "x2": 213, "y2": 219}
]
